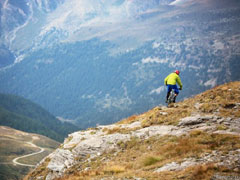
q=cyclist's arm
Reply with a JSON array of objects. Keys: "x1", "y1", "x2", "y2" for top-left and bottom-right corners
[{"x1": 177, "y1": 77, "x2": 183, "y2": 89}]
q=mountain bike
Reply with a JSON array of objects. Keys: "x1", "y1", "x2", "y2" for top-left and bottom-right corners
[{"x1": 166, "y1": 88, "x2": 181, "y2": 106}]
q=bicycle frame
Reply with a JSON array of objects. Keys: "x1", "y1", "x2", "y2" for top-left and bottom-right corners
[{"x1": 167, "y1": 89, "x2": 176, "y2": 105}]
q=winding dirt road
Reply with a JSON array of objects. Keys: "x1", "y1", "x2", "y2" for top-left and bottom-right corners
[{"x1": 12, "y1": 142, "x2": 45, "y2": 167}]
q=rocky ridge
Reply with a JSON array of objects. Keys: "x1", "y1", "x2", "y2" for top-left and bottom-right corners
[{"x1": 26, "y1": 82, "x2": 240, "y2": 180}]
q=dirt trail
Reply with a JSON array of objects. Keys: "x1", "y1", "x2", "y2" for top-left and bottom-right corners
[{"x1": 12, "y1": 142, "x2": 45, "y2": 167}]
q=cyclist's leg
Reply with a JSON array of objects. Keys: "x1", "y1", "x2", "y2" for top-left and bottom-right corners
[
  {"x1": 173, "y1": 85, "x2": 179, "y2": 103},
  {"x1": 166, "y1": 85, "x2": 172, "y2": 103}
]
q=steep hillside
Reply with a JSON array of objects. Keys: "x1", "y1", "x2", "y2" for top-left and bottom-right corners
[
  {"x1": 25, "y1": 81, "x2": 240, "y2": 180},
  {"x1": 0, "y1": 93, "x2": 79, "y2": 142},
  {"x1": 0, "y1": 126, "x2": 60, "y2": 180}
]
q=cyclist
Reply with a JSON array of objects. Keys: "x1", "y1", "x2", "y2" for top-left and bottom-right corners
[{"x1": 164, "y1": 70, "x2": 182, "y2": 103}]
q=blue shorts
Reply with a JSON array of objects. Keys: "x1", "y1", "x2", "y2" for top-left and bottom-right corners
[{"x1": 167, "y1": 85, "x2": 179, "y2": 94}]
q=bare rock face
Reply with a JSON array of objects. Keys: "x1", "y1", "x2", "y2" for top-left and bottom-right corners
[
  {"x1": 47, "y1": 149, "x2": 74, "y2": 175},
  {"x1": 39, "y1": 126, "x2": 132, "y2": 179},
  {"x1": 178, "y1": 114, "x2": 216, "y2": 126},
  {"x1": 155, "y1": 159, "x2": 199, "y2": 172}
]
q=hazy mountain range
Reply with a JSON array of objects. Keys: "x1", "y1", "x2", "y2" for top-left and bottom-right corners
[{"x1": 0, "y1": 0, "x2": 240, "y2": 128}]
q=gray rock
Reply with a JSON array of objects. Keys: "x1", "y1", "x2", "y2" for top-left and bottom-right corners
[
  {"x1": 47, "y1": 149, "x2": 74, "y2": 174},
  {"x1": 178, "y1": 114, "x2": 217, "y2": 126},
  {"x1": 36, "y1": 176, "x2": 44, "y2": 180},
  {"x1": 160, "y1": 112, "x2": 168, "y2": 116},
  {"x1": 178, "y1": 115, "x2": 204, "y2": 126},
  {"x1": 133, "y1": 125, "x2": 177, "y2": 138},
  {"x1": 194, "y1": 103, "x2": 201, "y2": 109},
  {"x1": 155, "y1": 159, "x2": 198, "y2": 172},
  {"x1": 211, "y1": 174, "x2": 240, "y2": 180},
  {"x1": 46, "y1": 173, "x2": 57, "y2": 180}
]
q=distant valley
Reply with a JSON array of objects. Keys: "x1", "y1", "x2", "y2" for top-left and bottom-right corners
[{"x1": 0, "y1": 126, "x2": 60, "y2": 180}]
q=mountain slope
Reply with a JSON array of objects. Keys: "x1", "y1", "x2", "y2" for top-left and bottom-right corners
[
  {"x1": 25, "y1": 81, "x2": 240, "y2": 180},
  {"x1": 0, "y1": 126, "x2": 60, "y2": 180},
  {"x1": 0, "y1": 93, "x2": 79, "y2": 142}
]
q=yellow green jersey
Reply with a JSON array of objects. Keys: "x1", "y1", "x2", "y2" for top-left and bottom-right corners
[{"x1": 164, "y1": 73, "x2": 182, "y2": 88}]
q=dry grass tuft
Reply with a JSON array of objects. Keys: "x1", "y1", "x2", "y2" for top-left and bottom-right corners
[
  {"x1": 191, "y1": 163, "x2": 217, "y2": 180},
  {"x1": 103, "y1": 164, "x2": 126, "y2": 174},
  {"x1": 194, "y1": 81, "x2": 240, "y2": 117},
  {"x1": 103, "y1": 127, "x2": 140, "y2": 134},
  {"x1": 103, "y1": 126, "x2": 121, "y2": 134},
  {"x1": 118, "y1": 114, "x2": 139, "y2": 124},
  {"x1": 216, "y1": 124, "x2": 228, "y2": 131},
  {"x1": 141, "y1": 106, "x2": 192, "y2": 127},
  {"x1": 142, "y1": 156, "x2": 162, "y2": 166}
]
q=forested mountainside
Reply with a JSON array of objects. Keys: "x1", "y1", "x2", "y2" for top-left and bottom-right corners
[{"x1": 0, "y1": 93, "x2": 79, "y2": 142}]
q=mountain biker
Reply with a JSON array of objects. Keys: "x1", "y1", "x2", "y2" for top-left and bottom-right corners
[{"x1": 164, "y1": 70, "x2": 182, "y2": 103}]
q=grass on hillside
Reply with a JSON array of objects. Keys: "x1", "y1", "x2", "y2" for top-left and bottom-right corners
[
  {"x1": 118, "y1": 81, "x2": 240, "y2": 128},
  {"x1": 0, "y1": 126, "x2": 60, "y2": 180},
  {"x1": 0, "y1": 164, "x2": 30, "y2": 180},
  {"x1": 17, "y1": 149, "x2": 53, "y2": 165},
  {"x1": 102, "y1": 82, "x2": 240, "y2": 135},
  {"x1": 0, "y1": 138, "x2": 56, "y2": 180},
  {"x1": 0, "y1": 138, "x2": 37, "y2": 156}
]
